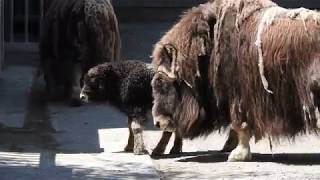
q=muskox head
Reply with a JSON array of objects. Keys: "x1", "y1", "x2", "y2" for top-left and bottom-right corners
[
  {"x1": 152, "y1": 44, "x2": 215, "y2": 137},
  {"x1": 151, "y1": 72, "x2": 179, "y2": 132},
  {"x1": 80, "y1": 64, "x2": 115, "y2": 103},
  {"x1": 151, "y1": 2, "x2": 219, "y2": 137}
]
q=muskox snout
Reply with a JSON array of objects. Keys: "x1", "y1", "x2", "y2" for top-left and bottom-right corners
[
  {"x1": 155, "y1": 121, "x2": 161, "y2": 128},
  {"x1": 153, "y1": 115, "x2": 175, "y2": 132},
  {"x1": 79, "y1": 91, "x2": 89, "y2": 103}
]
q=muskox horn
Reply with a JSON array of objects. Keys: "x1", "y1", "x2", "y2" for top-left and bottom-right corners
[{"x1": 163, "y1": 44, "x2": 179, "y2": 79}]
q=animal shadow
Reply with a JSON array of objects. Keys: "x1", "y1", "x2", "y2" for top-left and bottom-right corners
[{"x1": 175, "y1": 151, "x2": 320, "y2": 165}]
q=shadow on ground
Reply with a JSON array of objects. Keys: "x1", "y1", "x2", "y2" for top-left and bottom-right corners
[
  {"x1": 0, "y1": 151, "x2": 159, "y2": 180},
  {"x1": 0, "y1": 70, "x2": 160, "y2": 179},
  {"x1": 157, "y1": 151, "x2": 320, "y2": 165}
]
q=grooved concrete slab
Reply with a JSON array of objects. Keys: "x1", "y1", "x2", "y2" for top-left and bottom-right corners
[
  {"x1": 0, "y1": 152, "x2": 159, "y2": 180},
  {"x1": 0, "y1": 66, "x2": 35, "y2": 128}
]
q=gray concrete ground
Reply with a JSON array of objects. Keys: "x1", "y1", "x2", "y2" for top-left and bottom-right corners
[
  {"x1": 0, "y1": 22, "x2": 320, "y2": 180},
  {"x1": 149, "y1": 133, "x2": 320, "y2": 180},
  {"x1": 0, "y1": 62, "x2": 160, "y2": 180}
]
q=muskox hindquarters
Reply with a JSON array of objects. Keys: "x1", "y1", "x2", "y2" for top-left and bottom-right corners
[
  {"x1": 210, "y1": 0, "x2": 320, "y2": 162},
  {"x1": 40, "y1": 0, "x2": 121, "y2": 106}
]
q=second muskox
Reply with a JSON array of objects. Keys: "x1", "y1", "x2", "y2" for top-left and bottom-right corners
[
  {"x1": 80, "y1": 61, "x2": 183, "y2": 155},
  {"x1": 151, "y1": 2, "x2": 238, "y2": 152},
  {"x1": 154, "y1": 0, "x2": 320, "y2": 162},
  {"x1": 40, "y1": 0, "x2": 121, "y2": 106}
]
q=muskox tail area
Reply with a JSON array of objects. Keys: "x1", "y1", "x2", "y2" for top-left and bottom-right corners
[
  {"x1": 84, "y1": 0, "x2": 121, "y2": 62},
  {"x1": 271, "y1": 58, "x2": 320, "y2": 139}
]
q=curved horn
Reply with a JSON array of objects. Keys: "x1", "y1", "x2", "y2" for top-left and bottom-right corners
[{"x1": 163, "y1": 44, "x2": 179, "y2": 78}]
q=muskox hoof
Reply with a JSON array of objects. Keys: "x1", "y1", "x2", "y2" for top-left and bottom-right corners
[
  {"x1": 169, "y1": 146, "x2": 182, "y2": 155},
  {"x1": 221, "y1": 138, "x2": 238, "y2": 153},
  {"x1": 133, "y1": 148, "x2": 148, "y2": 155},
  {"x1": 69, "y1": 98, "x2": 82, "y2": 107},
  {"x1": 221, "y1": 142, "x2": 238, "y2": 152},
  {"x1": 124, "y1": 145, "x2": 133, "y2": 152},
  {"x1": 151, "y1": 148, "x2": 165, "y2": 156},
  {"x1": 221, "y1": 129, "x2": 239, "y2": 152},
  {"x1": 227, "y1": 146, "x2": 252, "y2": 162}
]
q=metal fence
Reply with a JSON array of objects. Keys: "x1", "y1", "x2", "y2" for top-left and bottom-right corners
[
  {"x1": 0, "y1": 0, "x2": 4, "y2": 70},
  {"x1": 4, "y1": 0, "x2": 43, "y2": 52}
]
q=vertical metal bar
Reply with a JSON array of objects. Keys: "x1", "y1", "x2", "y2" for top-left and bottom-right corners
[
  {"x1": 25, "y1": 0, "x2": 29, "y2": 42},
  {"x1": 40, "y1": 0, "x2": 43, "y2": 19},
  {"x1": 0, "y1": 0, "x2": 3, "y2": 70},
  {"x1": 10, "y1": 0, "x2": 14, "y2": 42},
  {"x1": 40, "y1": 0, "x2": 43, "y2": 32}
]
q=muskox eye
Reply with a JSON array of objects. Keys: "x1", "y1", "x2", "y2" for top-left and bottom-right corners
[
  {"x1": 90, "y1": 78, "x2": 97, "y2": 84},
  {"x1": 153, "y1": 77, "x2": 163, "y2": 89}
]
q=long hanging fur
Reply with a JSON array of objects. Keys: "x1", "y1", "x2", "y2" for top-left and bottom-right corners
[
  {"x1": 151, "y1": 3, "x2": 220, "y2": 138},
  {"x1": 209, "y1": 0, "x2": 320, "y2": 141}
]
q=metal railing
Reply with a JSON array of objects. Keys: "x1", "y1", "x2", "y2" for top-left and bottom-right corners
[
  {"x1": 0, "y1": 0, "x2": 4, "y2": 70},
  {"x1": 4, "y1": 0, "x2": 43, "y2": 52}
]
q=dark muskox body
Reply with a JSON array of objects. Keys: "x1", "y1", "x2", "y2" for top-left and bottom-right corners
[
  {"x1": 40, "y1": 0, "x2": 121, "y2": 106},
  {"x1": 154, "y1": 0, "x2": 320, "y2": 162},
  {"x1": 151, "y1": 2, "x2": 237, "y2": 152},
  {"x1": 80, "y1": 61, "x2": 183, "y2": 155}
]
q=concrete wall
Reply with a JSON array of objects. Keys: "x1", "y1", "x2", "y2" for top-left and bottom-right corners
[
  {"x1": 113, "y1": 0, "x2": 320, "y2": 22},
  {"x1": 274, "y1": 0, "x2": 320, "y2": 9},
  {"x1": 113, "y1": 0, "x2": 320, "y2": 8},
  {"x1": 113, "y1": 0, "x2": 206, "y2": 8},
  {"x1": 113, "y1": 0, "x2": 207, "y2": 22}
]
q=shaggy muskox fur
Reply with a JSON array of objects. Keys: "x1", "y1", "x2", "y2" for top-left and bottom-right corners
[
  {"x1": 151, "y1": 2, "x2": 238, "y2": 152},
  {"x1": 154, "y1": 0, "x2": 320, "y2": 162},
  {"x1": 152, "y1": 2, "x2": 215, "y2": 134},
  {"x1": 40, "y1": 0, "x2": 121, "y2": 106},
  {"x1": 210, "y1": 0, "x2": 320, "y2": 161},
  {"x1": 80, "y1": 61, "x2": 183, "y2": 155}
]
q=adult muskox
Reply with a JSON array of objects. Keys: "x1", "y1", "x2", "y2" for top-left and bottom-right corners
[
  {"x1": 151, "y1": 2, "x2": 238, "y2": 153},
  {"x1": 153, "y1": 0, "x2": 320, "y2": 162},
  {"x1": 40, "y1": 0, "x2": 121, "y2": 106}
]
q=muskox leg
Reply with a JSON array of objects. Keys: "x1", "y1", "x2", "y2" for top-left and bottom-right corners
[
  {"x1": 151, "y1": 131, "x2": 173, "y2": 156},
  {"x1": 124, "y1": 117, "x2": 134, "y2": 152},
  {"x1": 169, "y1": 131, "x2": 183, "y2": 154},
  {"x1": 131, "y1": 117, "x2": 147, "y2": 155},
  {"x1": 227, "y1": 122, "x2": 252, "y2": 162},
  {"x1": 221, "y1": 129, "x2": 239, "y2": 152},
  {"x1": 69, "y1": 63, "x2": 82, "y2": 106}
]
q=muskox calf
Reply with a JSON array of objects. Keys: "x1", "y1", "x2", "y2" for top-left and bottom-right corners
[
  {"x1": 40, "y1": 0, "x2": 121, "y2": 106},
  {"x1": 80, "y1": 61, "x2": 182, "y2": 155}
]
